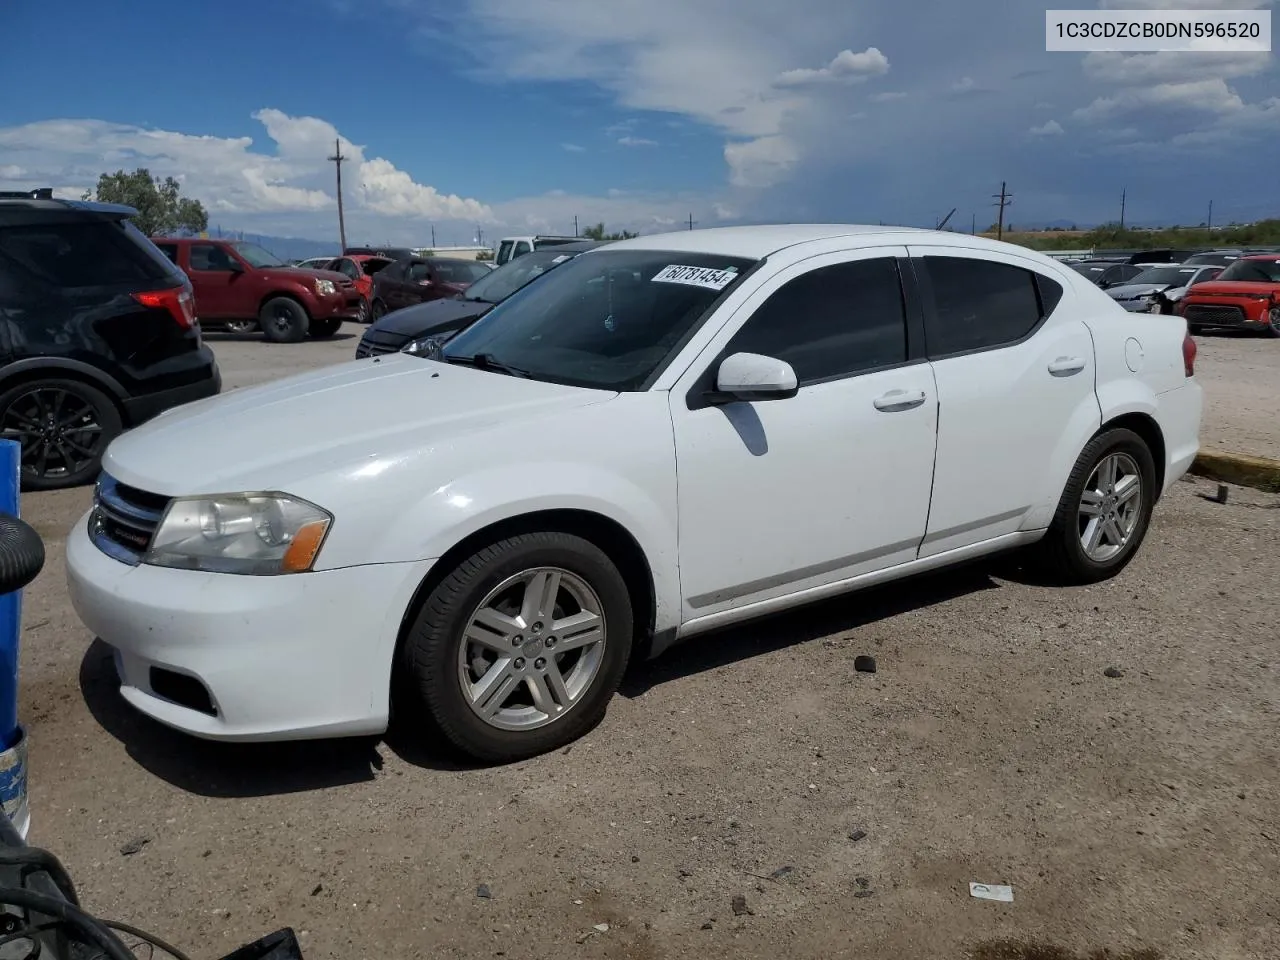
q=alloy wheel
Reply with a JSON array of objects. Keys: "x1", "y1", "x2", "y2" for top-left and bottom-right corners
[
  {"x1": 0, "y1": 387, "x2": 105, "y2": 482},
  {"x1": 457, "y1": 567, "x2": 607, "y2": 732},
  {"x1": 1269, "y1": 306, "x2": 1280, "y2": 335},
  {"x1": 1078, "y1": 452, "x2": 1143, "y2": 562}
]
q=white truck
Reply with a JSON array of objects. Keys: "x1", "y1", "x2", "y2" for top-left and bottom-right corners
[{"x1": 494, "y1": 234, "x2": 582, "y2": 266}]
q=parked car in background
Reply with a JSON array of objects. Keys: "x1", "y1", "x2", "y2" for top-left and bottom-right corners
[
  {"x1": 355, "y1": 241, "x2": 601, "y2": 358},
  {"x1": 322, "y1": 254, "x2": 394, "y2": 322},
  {"x1": 1151, "y1": 266, "x2": 1224, "y2": 314},
  {"x1": 152, "y1": 238, "x2": 361, "y2": 342},
  {"x1": 1070, "y1": 260, "x2": 1164, "y2": 289},
  {"x1": 0, "y1": 190, "x2": 220, "y2": 489},
  {"x1": 1176, "y1": 254, "x2": 1280, "y2": 336},
  {"x1": 1183, "y1": 250, "x2": 1243, "y2": 267},
  {"x1": 66, "y1": 225, "x2": 1201, "y2": 762},
  {"x1": 296, "y1": 256, "x2": 338, "y2": 271},
  {"x1": 345, "y1": 246, "x2": 416, "y2": 262},
  {"x1": 368, "y1": 257, "x2": 493, "y2": 320},
  {"x1": 1106, "y1": 264, "x2": 1223, "y2": 313},
  {"x1": 494, "y1": 235, "x2": 581, "y2": 266}
]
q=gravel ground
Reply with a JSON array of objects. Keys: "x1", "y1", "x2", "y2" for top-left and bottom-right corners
[
  {"x1": 1193, "y1": 330, "x2": 1280, "y2": 461},
  {"x1": 13, "y1": 323, "x2": 1280, "y2": 960}
]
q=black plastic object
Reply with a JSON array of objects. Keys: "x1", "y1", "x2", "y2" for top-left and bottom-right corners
[
  {"x1": 0, "y1": 514, "x2": 43, "y2": 595},
  {"x1": 215, "y1": 929, "x2": 305, "y2": 960}
]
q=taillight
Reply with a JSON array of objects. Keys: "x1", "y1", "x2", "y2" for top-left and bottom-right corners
[
  {"x1": 1182, "y1": 331, "x2": 1196, "y2": 377},
  {"x1": 132, "y1": 285, "x2": 196, "y2": 330}
]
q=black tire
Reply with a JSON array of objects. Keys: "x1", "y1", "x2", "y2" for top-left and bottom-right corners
[
  {"x1": 0, "y1": 379, "x2": 122, "y2": 491},
  {"x1": 0, "y1": 513, "x2": 44, "y2": 593},
  {"x1": 401, "y1": 532, "x2": 633, "y2": 763},
  {"x1": 356, "y1": 297, "x2": 370, "y2": 323},
  {"x1": 259, "y1": 297, "x2": 309, "y2": 343},
  {"x1": 1034, "y1": 427, "x2": 1157, "y2": 585},
  {"x1": 309, "y1": 318, "x2": 343, "y2": 338},
  {"x1": 371, "y1": 299, "x2": 387, "y2": 321},
  {"x1": 1267, "y1": 306, "x2": 1280, "y2": 338},
  {"x1": 223, "y1": 318, "x2": 258, "y2": 335}
]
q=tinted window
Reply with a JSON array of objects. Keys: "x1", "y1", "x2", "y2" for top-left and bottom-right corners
[
  {"x1": 407, "y1": 262, "x2": 432, "y2": 282},
  {"x1": 189, "y1": 243, "x2": 238, "y2": 271},
  {"x1": 155, "y1": 242, "x2": 179, "y2": 264},
  {"x1": 923, "y1": 256, "x2": 1045, "y2": 355},
  {"x1": 0, "y1": 219, "x2": 179, "y2": 287},
  {"x1": 431, "y1": 260, "x2": 491, "y2": 284},
  {"x1": 513, "y1": 241, "x2": 532, "y2": 258},
  {"x1": 379, "y1": 261, "x2": 406, "y2": 282},
  {"x1": 333, "y1": 258, "x2": 359, "y2": 279},
  {"x1": 361, "y1": 257, "x2": 393, "y2": 276},
  {"x1": 1217, "y1": 258, "x2": 1280, "y2": 282},
  {"x1": 725, "y1": 258, "x2": 907, "y2": 383},
  {"x1": 497, "y1": 240, "x2": 515, "y2": 264}
]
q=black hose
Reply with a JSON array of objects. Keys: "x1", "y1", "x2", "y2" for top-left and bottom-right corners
[
  {"x1": 0, "y1": 887, "x2": 135, "y2": 960},
  {"x1": 0, "y1": 514, "x2": 43, "y2": 595},
  {"x1": 0, "y1": 848, "x2": 80, "y2": 906}
]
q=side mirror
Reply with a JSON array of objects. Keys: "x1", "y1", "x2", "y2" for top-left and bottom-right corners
[{"x1": 706, "y1": 352, "x2": 798, "y2": 404}]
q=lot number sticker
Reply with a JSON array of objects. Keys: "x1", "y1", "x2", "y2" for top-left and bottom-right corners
[{"x1": 651, "y1": 264, "x2": 738, "y2": 290}]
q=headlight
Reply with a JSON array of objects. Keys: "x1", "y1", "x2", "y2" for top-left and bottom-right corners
[
  {"x1": 144, "y1": 493, "x2": 332, "y2": 575},
  {"x1": 402, "y1": 333, "x2": 450, "y2": 358},
  {"x1": 314, "y1": 279, "x2": 336, "y2": 296}
]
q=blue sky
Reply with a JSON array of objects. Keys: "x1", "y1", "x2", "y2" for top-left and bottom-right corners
[{"x1": 1, "y1": 0, "x2": 1277, "y2": 245}]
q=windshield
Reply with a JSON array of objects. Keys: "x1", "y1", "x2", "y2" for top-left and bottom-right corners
[
  {"x1": 1071, "y1": 263, "x2": 1107, "y2": 275},
  {"x1": 440, "y1": 250, "x2": 756, "y2": 390},
  {"x1": 432, "y1": 260, "x2": 492, "y2": 285},
  {"x1": 232, "y1": 241, "x2": 287, "y2": 268},
  {"x1": 464, "y1": 250, "x2": 577, "y2": 303},
  {"x1": 1129, "y1": 266, "x2": 1198, "y2": 286},
  {"x1": 1216, "y1": 258, "x2": 1280, "y2": 283}
]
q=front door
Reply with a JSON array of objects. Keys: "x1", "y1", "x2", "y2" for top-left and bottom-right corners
[
  {"x1": 185, "y1": 243, "x2": 240, "y2": 318},
  {"x1": 907, "y1": 245, "x2": 1100, "y2": 557},
  {"x1": 669, "y1": 248, "x2": 939, "y2": 622}
]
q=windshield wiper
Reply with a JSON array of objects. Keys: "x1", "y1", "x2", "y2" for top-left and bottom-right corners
[{"x1": 444, "y1": 352, "x2": 531, "y2": 378}]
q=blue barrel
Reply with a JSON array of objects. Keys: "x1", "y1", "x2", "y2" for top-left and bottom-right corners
[{"x1": 0, "y1": 440, "x2": 20, "y2": 750}]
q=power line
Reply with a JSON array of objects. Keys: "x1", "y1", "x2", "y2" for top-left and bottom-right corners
[
  {"x1": 327, "y1": 138, "x2": 348, "y2": 252},
  {"x1": 991, "y1": 181, "x2": 1013, "y2": 240}
]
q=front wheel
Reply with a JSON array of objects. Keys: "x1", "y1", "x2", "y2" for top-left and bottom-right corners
[
  {"x1": 259, "y1": 297, "x2": 309, "y2": 343},
  {"x1": 0, "y1": 379, "x2": 123, "y2": 491},
  {"x1": 401, "y1": 532, "x2": 634, "y2": 763},
  {"x1": 309, "y1": 318, "x2": 343, "y2": 338},
  {"x1": 356, "y1": 297, "x2": 370, "y2": 323},
  {"x1": 1267, "y1": 306, "x2": 1280, "y2": 338},
  {"x1": 371, "y1": 299, "x2": 387, "y2": 322},
  {"x1": 1034, "y1": 427, "x2": 1157, "y2": 584}
]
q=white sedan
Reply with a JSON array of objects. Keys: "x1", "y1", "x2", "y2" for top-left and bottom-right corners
[{"x1": 65, "y1": 225, "x2": 1203, "y2": 762}]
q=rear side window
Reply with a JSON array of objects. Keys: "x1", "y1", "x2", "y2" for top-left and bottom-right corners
[
  {"x1": 923, "y1": 256, "x2": 1050, "y2": 356},
  {"x1": 379, "y1": 262, "x2": 406, "y2": 282},
  {"x1": 726, "y1": 257, "x2": 908, "y2": 383},
  {"x1": 0, "y1": 219, "x2": 179, "y2": 288},
  {"x1": 154, "y1": 242, "x2": 179, "y2": 264}
]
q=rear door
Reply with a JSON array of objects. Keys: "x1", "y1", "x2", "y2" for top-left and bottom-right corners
[{"x1": 908, "y1": 246, "x2": 1100, "y2": 557}]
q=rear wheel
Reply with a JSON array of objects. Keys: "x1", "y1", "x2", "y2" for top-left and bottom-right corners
[
  {"x1": 259, "y1": 297, "x2": 309, "y2": 343},
  {"x1": 309, "y1": 318, "x2": 343, "y2": 338},
  {"x1": 401, "y1": 532, "x2": 633, "y2": 763},
  {"x1": 1267, "y1": 306, "x2": 1280, "y2": 338},
  {"x1": 371, "y1": 299, "x2": 387, "y2": 321},
  {"x1": 1034, "y1": 427, "x2": 1156, "y2": 584},
  {"x1": 223, "y1": 318, "x2": 258, "y2": 335},
  {"x1": 0, "y1": 379, "x2": 122, "y2": 491}
]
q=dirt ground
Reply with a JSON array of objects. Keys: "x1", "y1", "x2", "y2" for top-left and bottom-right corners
[
  {"x1": 14, "y1": 324, "x2": 1280, "y2": 960},
  {"x1": 1192, "y1": 331, "x2": 1280, "y2": 462}
]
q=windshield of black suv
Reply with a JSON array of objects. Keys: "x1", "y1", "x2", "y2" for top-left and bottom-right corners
[
  {"x1": 1129, "y1": 266, "x2": 1198, "y2": 286},
  {"x1": 231, "y1": 241, "x2": 287, "y2": 268},
  {"x1": 439, "y1": 250, "x2": 757, "y2": 391},
  {"x1": 1216, "y1": 258, "x2": 1280, "y2": 283},
  {"x1": 463, "y1": 249, "x2": 578, "y2": 304}
]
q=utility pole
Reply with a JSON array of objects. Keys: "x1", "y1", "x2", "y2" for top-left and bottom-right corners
[
  {"x1": 1207, "y1": 199, "x2": 1213, "y2": 230},
  {"x1": 971, "y1": 213, "x2": 976, "y2": 235},
  {"x1": 687, "y1": 212, "x2": 696, "y2": 231},
  {"x1": 992, "y1": 181, "x2": 1012, "y2": 240},
  {"x1": 476, "y1": 226, "x2": 483, "y2": 246},
  {"x1": 1119, "y1": 187, "x2": 1126, "y2": 229},
  {"x1": 574, "y1": 215, "x2": 579, "y2": 237},
  {"x1": 327, "y1": 138, "x2": 348, "y2": 252}
]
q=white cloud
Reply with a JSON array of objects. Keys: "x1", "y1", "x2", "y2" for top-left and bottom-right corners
[
  {"x1": 1029, "y1": 120, "x2": 1064, "y2": 136},
  {"x1": 774, "y1": 47, "x2": 889, "y2": 88},
  {"x1": 951, "y1": 77, "x2": 976, "y2": 92},
  {"x1": 561, "y1": 142, "x2": 585, "y2": 152},
  {"x1": 1083, "y1": 51, "x2": 1270, "y2": 85},
  {"x1": 617, "y1": 136, "x2": 658, "y2": 147},
  {"x1": 0, "y1": 165, "x2": 26, "y2": 180},
  {"x1": 723, "y1": 135, "x2": 800, "y2": 188},
  {"x1": 870, "y1": 91, "x2": 908, "y2": 103},
  {"x1": 1074, "y1": 78, "x2": 1244, "y2": 122}
]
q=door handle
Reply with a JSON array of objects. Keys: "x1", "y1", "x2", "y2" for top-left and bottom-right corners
[
  {"x1": 873, "y1": 389, "x2": 927, "y2": 412},
  {"x1": 1048, "y1": 356, "x2": 1086, "y2": 376}
]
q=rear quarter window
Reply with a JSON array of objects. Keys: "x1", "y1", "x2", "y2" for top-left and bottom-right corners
[{"x1": 0, "y1": 219, "x2": 181, "y2": 288}]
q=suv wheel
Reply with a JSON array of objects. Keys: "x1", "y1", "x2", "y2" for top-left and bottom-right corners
[
  {"x1": 259, "y1": 297, "x2": 309, "y2": 343},
  {"x1": 0, "y1": 379, "x2": 122, "y2": 491},
  {"x1": 401, "y1": 532, "x2": 633, "y2": 763}
]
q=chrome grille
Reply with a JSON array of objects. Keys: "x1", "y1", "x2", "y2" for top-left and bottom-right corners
[
  {"x1": 89, "y1": 474, "x2": 170, "y2": 565},
  {"x1": 1183, "y1": 304, "x2": 1246, "y2": 326}
]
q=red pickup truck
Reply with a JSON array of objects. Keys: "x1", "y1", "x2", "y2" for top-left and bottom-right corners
[{"x1": 152, "y1": 238, "x2": 362, "y2": 342}]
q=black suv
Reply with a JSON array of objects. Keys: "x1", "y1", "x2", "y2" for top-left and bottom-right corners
[{"x1": 0, "y1": 189, "x2": 221, "y2": 489}]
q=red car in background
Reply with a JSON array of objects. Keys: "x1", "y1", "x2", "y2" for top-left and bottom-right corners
[
  {"x1": 1177, "y1": 254, "x2": 1280, "y2": 337},
  {"x1": 321, "y1": 254, "x2": 395, "y2": 322}
]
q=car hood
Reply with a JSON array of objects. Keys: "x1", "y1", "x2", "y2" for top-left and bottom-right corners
[
  {"x1": 1106, "y1": 282, "x2": 1171, "y2": 299},
  {"x1": 1183, "y1": 280, "x2": 1279, "y2": 299},
  {"x1": 103, "y1": 355, "x2": 612, "y2": 496},
  {"x1": 371, "y1": 298, "x2": 491, "y2": 338}
]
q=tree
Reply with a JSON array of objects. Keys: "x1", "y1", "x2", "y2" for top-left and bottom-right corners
[
  {"x1": 581, "y1": 222, "x2": 638, "y2": 241},
  {"x1": 476, "y1": 248, "x2": 494, "y2": 261},
  {"x1": 83, "y1": 168, "x2": 209, "y2": 237}
]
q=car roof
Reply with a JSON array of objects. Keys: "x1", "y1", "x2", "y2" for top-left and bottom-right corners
[
  {"x1": 602, "y1": 224, "x2": 1013, "y2": 259},
  {"x1": 0, "y1": 195, "x2": 139, "y2": 223},
  {"x1": 524, "y1": 240, "x2": 601, "y2": 254},
  {"x1": 1242, "y1": 253, "x2": 1280, "y2": 260}
]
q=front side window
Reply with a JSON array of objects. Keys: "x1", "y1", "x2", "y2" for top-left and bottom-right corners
[
  {"x1": 725, "y1": 258, "x2": 908, "y2": 383},
  {"x1": 431, "y1": 260, "x2": 492, "y2": 284},
  {"x1": 923, "y1": 256, "x2": 1049, "y2": 356},
  {"x1": 229, "y1": 241, "x2": 286, "y2": 268},
  {"x1": 188, "y1": 243, "x2": 238, "y2": 272},
  {"x1": 441, "y1": 250, "x2": 756, "y2": 391},
  {"x1": 407, "y1": 262, "x2": 432, "y2": 282}
]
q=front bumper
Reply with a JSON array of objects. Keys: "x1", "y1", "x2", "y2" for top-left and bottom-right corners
[
  {"x1": 1181, "y1": 303, "x2": 1268, "y2": 329},
  {"x1": 312, "y1": 291, "x2": 364, "y2": 321},
  {"x1": 66, "y1": 513, "x2": 434, "y2": 742}
]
